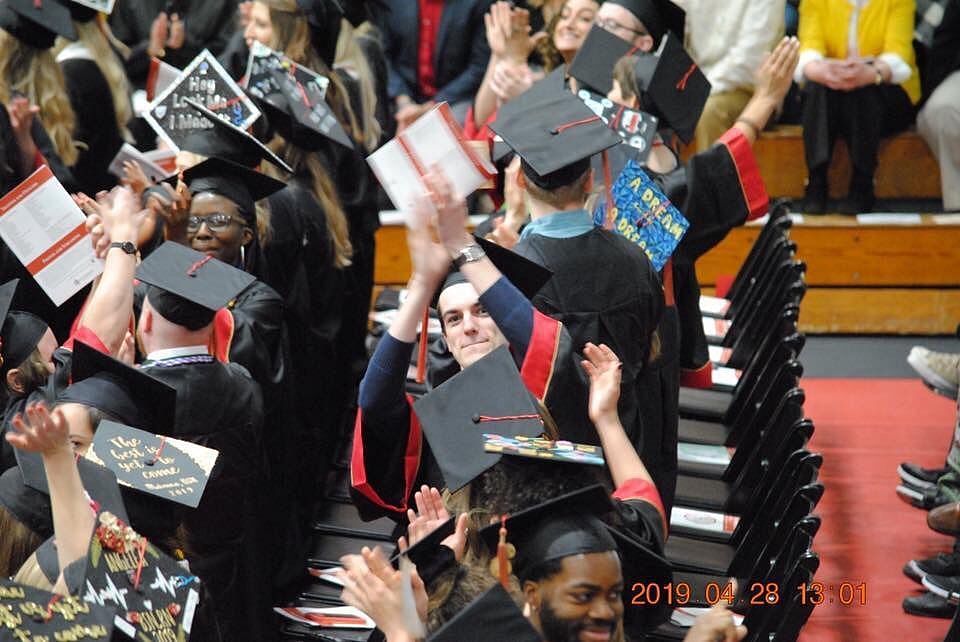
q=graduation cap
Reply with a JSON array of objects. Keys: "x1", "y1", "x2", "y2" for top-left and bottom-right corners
[
  {"x1": 0, "y1": 578, "x2": 116, "y2": 640},
  {"x1": 433, "y1": 236, "x2": 553, "y2": 311},
  {"x1": 14, "y1": 448, "x2": 129, "y2": 523},
  {"x1": 271, "y1": 67, "x2": 355, "y2": 149},
  {"x1": 85, "y1": 420, "x2": 218, "y2": 509},
  {"x1": 296, "y1": 0, "x2": 343, "y2": 67},
  {"x1": 568, "y1": 25, "x2": 639, "y2": 95},
  {"x1": 490, "y1": 78, "x2": 622, "y2": 190},
  {"x1": 342, "y1": 0, "x2": 389, "y2": 27},
  {"x1": 80, "y1": 510, "x2": 202, "y2": 640},
  {"x1": 144, "y1": 49, "x2": 261, "y2": 152},
  {"x1": 180, "y1": 97, "x2": 292, "y2": 172},
  {"x1": 482, "y1": 434, "x2": 605, "y2": 467},
  {"x1": 171, "y1": 155, "x2": 287, "y2": 227},
  {"x1": 0, "y1": 0, "x2": 76, "y2": 49},
  {"x1": 604, "y1": 0, "x2": 685, "y2": 44},
  {"x1": 412, "y1": 347, "x2": 547, "y2": 491},
  {"x1": 631, "y1": 33, "x2": 710, "y2": 144},
  {"x1": 65, "y1": 0, "x2": 107, "y2": 23},
  {"x1": 60, "y1": 340, "x2": 177, "y2": 434},
  {"x1": 0, "y1": 465, "x2": 53, "y2": 539},
  {"x1": 388, "y1": 515, "x2": 456, "y2": 571},
  {"x1": 0, "y1": 279, "x2": 49, "y2": 377},
  {"x1": 427, "y1": 584, "x2": 542, "y2": 642},
  {"x1": 136, "y1": 241, "x2": 255, "y2": 331}
]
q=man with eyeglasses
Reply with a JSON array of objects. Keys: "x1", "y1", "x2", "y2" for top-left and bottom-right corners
[{"x1": 595, "y1": 0, "x2": 683, "y2": 52}]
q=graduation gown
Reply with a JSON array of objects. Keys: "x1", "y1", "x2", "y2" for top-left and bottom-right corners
[
  {"x1": 142, "y1": 356, "x2": 268, "y2": 642},
  {"x1": 513, "y1": 228, "x2": 677, "y2": 512},
  {"x1": 351, "y1": 307, "x2": 590, "y2": 521},
  {"x1": 654, "y1": 128, "x2": 769, "y2": 383}
]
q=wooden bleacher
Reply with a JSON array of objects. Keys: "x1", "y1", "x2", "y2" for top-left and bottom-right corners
[{"x1": 373, "y1": 127, "x2": 960, "y2": 335}]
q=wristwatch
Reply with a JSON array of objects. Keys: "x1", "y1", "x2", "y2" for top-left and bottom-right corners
[
  {"x1": 109, "y1": 241, "x2": 137, "y2": 255},
  {"x1": 452, "y1": 242, "x2": 486, "y2": 268}
]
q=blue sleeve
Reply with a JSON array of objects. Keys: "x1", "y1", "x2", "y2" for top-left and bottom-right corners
[
  {"x1": 479, "y1": 277, "x2": 534, "y2": 362},
  {"x1": 358, "y1": 332, "x2": 416, "y2": 415}
]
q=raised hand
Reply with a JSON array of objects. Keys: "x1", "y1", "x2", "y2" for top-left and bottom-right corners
[
  {"x1": 6, "y1": 402, "x2": 71, "y2": 457},
  {"x1": 399, "y1": 485, "x2": 469, "y2": 561},
  {"x1": 581, "y1": 342, "x2": 623, "y2": 426},
  {"x1": 167, "y1": 13, "x2": 186, "y2": 50},
  {"x1": 489, "y1": 59, "x2": 534, "y2": 104},
  {"x1": 121, "y1": 160, "x2": 152, "y2": 198},
  {"x1": 148, "y1": 12, "x2": 169, "y2": 58},
  {"x1": 339, "y1": 546, "x2": 427, "y2": 641},
  {"x1": 422, "y1": 167, "x2": 471, "y2": 256},
  {"x1": 754, "y1": 36, "x2": 800, "y2": 106}
]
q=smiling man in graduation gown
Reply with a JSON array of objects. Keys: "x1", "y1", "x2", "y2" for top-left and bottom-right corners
[{"x1": 350, "y1": 170, "x2": 593, "y2": 522}]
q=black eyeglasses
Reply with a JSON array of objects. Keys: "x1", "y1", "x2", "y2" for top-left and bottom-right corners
[
  {"x1": 186, "y1": 213, "x2": 247, "y2": 232},
  {"x1": 596, "y1": 17, "x2": 648, "y2": 38}
]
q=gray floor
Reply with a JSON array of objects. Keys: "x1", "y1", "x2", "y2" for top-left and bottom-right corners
[{"x1": 801, "y1": 335, "x2": 959, "y2": 377}]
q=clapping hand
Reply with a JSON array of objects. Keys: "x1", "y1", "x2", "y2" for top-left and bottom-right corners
[
  {"x1": 581, "y1": 342, "x2": 623, "y2": 427},
  {"x1": 399, "y1": 485, "x2": 469, "y2": 562},
  {"x1": 6, "y1": 402, "x2": 71, "y2": 457},
  {"x1": 754, "y1": 36, "x2": 800, "y2": 106}
]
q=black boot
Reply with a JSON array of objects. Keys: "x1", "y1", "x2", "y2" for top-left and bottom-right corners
[
  {"x1": 846, "y1": 168, "x2": 876, "y2": 214},
  {"x1": 799, "y1": 167, "x2": 828, "y2": 214}
]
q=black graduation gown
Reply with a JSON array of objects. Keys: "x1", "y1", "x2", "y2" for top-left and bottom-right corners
[
  {"x1": 0, "y1": 109, "x2": 83, "y2": 342},
  {"x1": 513, "y1": 228, "x2": 677, "y2": 511},
  {"x1": 142, "y1": 357, "x2": 268, "y2": 642},
  {"x1": 57, "y1": 48, "x2": 124, "y2": 195}
]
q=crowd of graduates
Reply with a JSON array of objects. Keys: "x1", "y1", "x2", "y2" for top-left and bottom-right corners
[{"x1": 0, "y1": 0, "x2": 953, "y2": 641}]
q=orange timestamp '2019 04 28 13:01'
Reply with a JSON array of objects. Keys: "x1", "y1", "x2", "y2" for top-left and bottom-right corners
[{"x1": 629, "y1": 581, "x2": 867, "y2": 607}]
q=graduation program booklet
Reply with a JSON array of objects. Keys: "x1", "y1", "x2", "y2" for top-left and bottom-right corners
[
  {"x1": 366, "y1": 102, "x2": 495, "y2": 223},
  {"x1": 108, "y1": 143, "x2": 177, "y2": 184},
  {"x1": 592, "y1": 159, "x2": 689, "y2": 271},
  {"x1": 0, "y1": 165, "x2": 102, "y2": 306}
]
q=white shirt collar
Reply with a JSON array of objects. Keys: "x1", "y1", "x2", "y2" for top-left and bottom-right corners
[{"x1": 145, "y1": 346, "x2": 210, "y2": 362}]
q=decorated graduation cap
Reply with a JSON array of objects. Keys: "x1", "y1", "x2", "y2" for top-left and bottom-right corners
[
  {"x1": 0, "y1": 0, "x2": 76, "y2": 49},
  {"x1": 0, "y1": 578, "x2": 116, "y2": 641},
  {"x1": 270, "y1": 67, "x2": 354, "y2": 149},
  {"x1": 490, "y1": 77, "x2": 622, "y2": 191},
  {"x1": 479, "y1": 484, "x2": 673, "y2": 628},
  {"x1": 412, "y1": 347, "x2": 547, "y2": 491},
  {"x1": 80, "y1": 510, "x2": 202, "y2": 640},
  {"x1": 631, "y1": 33, "x2": 710, "y2": 144},
  {"x1": 144, "y1": 49, "x2": 261, "y2": 152},
  {"x1": 59, "y1": 340, "x2": 177, "y2": 434},
  {"x1": 604, "y1": 0, "x2": 685, "y2": 44},
  {"x1": 14, "y1": 448, "x2": 129, "y2": 524},
  {"x1": 180, "y1": 97, "x2": 292, "y2": 172},
  {"x1": 0, "y1": 279, "x2": 49, "y2": 378},
  {"x1": 0, "y1": 465, "x2": 54, "y2": 538},
  {"x1": 136, "y1": 241, "x2": 255, "y2": 330},
  {"x1": 428, "y1": 584, "x2": 543, "y2": 642},
  {"x1": 85, "y1": 421, "x2": 218, "y2": 509},
  {"x1": 569, "y1": 25, "x2": 639, "y2": 95},
  {"x1": 433, "y1": 236, "x2": 553, "y2": 311}
]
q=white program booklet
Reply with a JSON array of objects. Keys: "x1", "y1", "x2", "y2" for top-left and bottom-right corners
[
  {"x1": 711, "y1": 366, "x2": 741, "y2": 388},
  {"x1": 699, "y1": 294, "x2": 731, "y2": 317},
  {"x1": 108, "y1": 143, "x2": 176, "y2": 183},
  {"x1": 367, "y1": 102, "x2": 495, "y2": 223},
  {"x1": 0, "y1": 166, "x2": 103, "y2": 305}
]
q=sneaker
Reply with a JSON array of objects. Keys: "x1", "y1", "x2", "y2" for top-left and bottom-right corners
[
  {"x1": 922, "y1": 574, "x2": 960, "y2": 604},
  {"x1": 907, "y1": 347, "x2": 960, "y2": 398},
  {"x1": 897, "y1": 484, "x2": 951, "y2": 510},
  {"x1": 904, "y1": 552, "x2": 960, "y2": 584},
  {"x1": 899, "y1": 463, "x2": 949, "y2": 491},
  {"x1": 903, "y1": 591, "x2": 956, "y2": 618}
]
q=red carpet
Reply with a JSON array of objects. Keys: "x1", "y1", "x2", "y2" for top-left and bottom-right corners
[{"x1": 797, "y1": 378, "x2": 957, "y2": 641}]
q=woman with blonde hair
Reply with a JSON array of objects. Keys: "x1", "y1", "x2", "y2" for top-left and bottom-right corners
[{"x1": 56, "y1": 5, "x2": 133, "y2": 194}]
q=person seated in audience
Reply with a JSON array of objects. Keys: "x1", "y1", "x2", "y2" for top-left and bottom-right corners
[
  {"x1": 378, "y1": 0, "x2": 493, "y2": 129},
  {"x1": 916, "y1": 0, "x2": 960, "y2": 213},
  {"x1": 674, "y1": 0, "x2": 786, "y2": 152},
  {"x1": 794, "y1": 0, "x2": 919, "y2": 213},
  {"x1": 350, "y1": 168, "x2": 593, "y2": 521}
]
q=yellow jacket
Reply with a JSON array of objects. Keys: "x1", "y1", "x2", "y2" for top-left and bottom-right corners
[{"x1": 798, "y1": 0, "x2": 920, "y2": 103}]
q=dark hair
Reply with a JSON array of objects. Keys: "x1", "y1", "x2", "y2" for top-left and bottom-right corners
[
  {"x1": 520, "y1": 556, "x2": 564, "y2": 584},
  {"x1": 2, "y1": 348, "x2": 49, "y2": 397},
  {"x1": 472, "y1": 456, "x2": 606, "y2": 518},
  {"x1": 0, "y1": 505, "x2": 43, "y2": 578}
]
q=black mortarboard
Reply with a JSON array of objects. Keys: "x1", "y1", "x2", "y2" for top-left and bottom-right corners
[
  {"x1": 80, "y1": 510, "x2": 202, "y2": 640},
  {"x1": 490, "y1": 78, "x2": 622, "y2": 190},
  {"x1": 0, "y1": 578, "x2": 115, "y2": 640},
  {"x1": 180, "y1": 97, "x2": 292, "y2": 172},
  {"x1": 85, "y1": 420, "x2": 218, "y2": 509},
  {"x1": 427, "y1": 585, "x2": 543, "y2": 642},
  {"x1": 342, "y1": 0, "x2": 389, "y2": 27},
  {"x1": 14, "y1": 448, "x2": 129, "y2": 523},
  {"x1": 610, "y1": 524, "x2": 673, "y2": 630},
  {"x1": 388, "y1": 515, "x2": 456, "y2": 570},
  {"x1": 433, "y1": 236, "x2": 553, "y2": 311},
  {"x1": 0, "y1": 0, "x2": 76, "y2": 49},
  {"x1": 412, "y1": 347, "x2": 547, "y2": 491},
  {"x1": 569, "y1": 25, "x2": 638, "y2": 95},
  {"x1": 271, "y1": 67, "x2": 355, "y2": 149},
  {"x1": 0, "y1": 465, "x2": 53, "y2": 538},
  {"x1": 604, "y1": 0, "x2": 685, "y2": 44},
  {"x1": 136, "y1": 241, "x2": 255, "y2": 330},
  {"x1": 172, "y1": 156, "x2": 287, "y2": 224},
  {"x1": 631, "y1": 33, "x2": 710, "y2": 144},
  {"x1": 65, "y1": 0, "x2": 105, "y2": 22},
  {"x1": 144, "y1": 49, "x2": 260, "y2": 152},
  {"x1": 63, "y1": 340, "x2": 177, "y2": 434},
  {"x1": 0, "y1": 279, "x2": 49, "y2": 377},
  {"x1": 296, "y1": 0, "x2": 343, "y2": 67}
]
